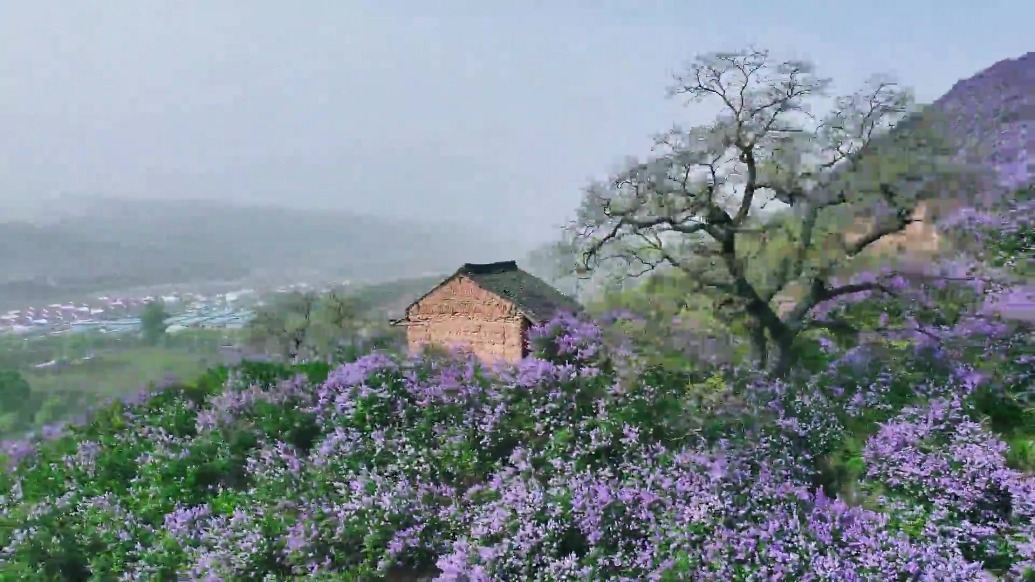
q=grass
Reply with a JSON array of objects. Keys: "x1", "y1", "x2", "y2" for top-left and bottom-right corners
[
  {"x1": 24, "y1": 346, "x2": 217, "y2": 399},
  {"x1": 2, "y1": 330, "x2": 240, "y2": 438}
]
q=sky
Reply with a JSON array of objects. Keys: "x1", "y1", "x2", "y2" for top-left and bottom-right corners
[{"x1": 0, "y1": 1, "x2": 1031, "y2": 245}]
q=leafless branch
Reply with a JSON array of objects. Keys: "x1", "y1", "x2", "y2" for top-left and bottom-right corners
[{"x1": 570, "y1": 46, "x2": 956, "y2": 374}]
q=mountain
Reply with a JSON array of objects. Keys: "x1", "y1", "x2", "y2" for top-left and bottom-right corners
[
  {"x1": 0, "y1": 196, "x2": 525, "y2": 310},
  {"x1": 930, "y1": 52, "x2": 1035, "y2": 193},
  {"x1": 890, "y1": 52, "x2": 1035, "y2": 323},
  {"x1": 834, "y1": 52, "x2": 1035, "y2": 255}
]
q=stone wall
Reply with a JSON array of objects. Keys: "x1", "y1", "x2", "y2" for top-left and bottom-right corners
[{"x1": 404, "y1": 276, "x2": 527, "y2": 363}]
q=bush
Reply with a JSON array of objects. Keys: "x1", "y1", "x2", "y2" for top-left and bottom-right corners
[{"x1": 0, "y1": 314, "x2": 1030, "y2": 580}]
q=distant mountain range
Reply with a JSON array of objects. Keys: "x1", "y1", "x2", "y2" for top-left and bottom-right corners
[{"x1": 0, "y1": 196, "x2": 525, "y2": 310}]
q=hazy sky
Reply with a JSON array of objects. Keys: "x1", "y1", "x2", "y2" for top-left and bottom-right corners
[{"x1": 1, "y1": 1, "x2": 1031, "y2": 244}]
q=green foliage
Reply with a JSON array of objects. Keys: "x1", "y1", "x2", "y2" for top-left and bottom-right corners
[
  {"x1": 235, "y1": 359, "x2": 332, "y2": 388},
  {"x1": 589, "y1": 271, "x2": 744, "y2": 373},
  {"x1": 139, "y1": 300, "x2": 170, "y2": 346},
  {"x1": 2, "y1": 321, "x2": 1027, "y2": 578},
  {"x1": 988, "y1": 187, "x2": 1033, "y2": 275},
  {"x1": 0, "y1": 370, "x2": 38, "y2": 437},
  {"x1": 246, "y1": 286, "x2": 407, "y2": 364},
  {"x1": 0, "y1": 330, "x2": 236, "y2": 440},
  {"x1": 0, "y1": 369, "x2": 32, "y2": 410}
]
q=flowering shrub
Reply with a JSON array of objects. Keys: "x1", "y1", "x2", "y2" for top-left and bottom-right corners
[
  {"x1": 945, "y1": 185, "x2": 1033, "y2": 275},
  {"x1": 0, "y1": 310, "x2": 1031, "y2": 581},
  {"x1": 862, "y1": 396, "x2": 1035, "y2": 576}
]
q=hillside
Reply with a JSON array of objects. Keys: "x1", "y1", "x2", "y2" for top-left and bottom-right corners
[
  {"x1": 0, "y1": 301, "x2": 1030, "y2": 578},
  {"x1": 766, "y1": 53, "x2": 1035, "y2": 269},
  {"x1": 0, "y1": 46, "x2": 1032, "y2": 580},
  {"x1": 931, "y1": 52, "x2": 1035, "y2": 193},
  {"x1": 0, "y1": 197, "x2": 524, "y2": 310}
]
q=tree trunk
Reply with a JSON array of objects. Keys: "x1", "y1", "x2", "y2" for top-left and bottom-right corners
[
  {"x1": 747, "y1": 319, "x2": 795, "y2": 379},
  {"x1": 747, "y1": 321, "x2": 768, "y2": 370},
  {"x1": 765, "y1": 338, "x2": 793, "y2": 379}
]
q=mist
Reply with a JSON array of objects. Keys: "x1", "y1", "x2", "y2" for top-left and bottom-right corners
[
  {"x1": 3, "y1": 2, "x2": 1031, "y2": 240},
  {"x1": 0, "y1": 1, "x2": 1031, "y2": 309}
]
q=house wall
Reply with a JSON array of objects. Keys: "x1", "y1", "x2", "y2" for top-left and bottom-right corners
[{"x1": 404, "y1": 276, "x2": 527, "y2": 363}]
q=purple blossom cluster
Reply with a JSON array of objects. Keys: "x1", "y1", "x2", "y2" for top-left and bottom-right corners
[
  {"x1": 863, "y1": 396, "x2": 1035, "y2": 578},
  {"x1": 0, "y1": 310, "x2": 1029, "y2": 580}
]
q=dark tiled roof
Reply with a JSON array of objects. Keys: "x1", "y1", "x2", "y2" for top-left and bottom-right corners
[
  {"x1": 393, "y1": 260, "x2": 581, "y2": 325},
  {"x1": 457, "y1": 261, "x2": 582, "y2": 324}
]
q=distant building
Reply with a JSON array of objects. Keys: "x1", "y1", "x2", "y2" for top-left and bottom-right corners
[{"x1": 391, "y1": 261, "x2": 582, "y2": 363}]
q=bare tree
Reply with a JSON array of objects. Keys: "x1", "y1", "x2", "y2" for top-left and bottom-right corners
[
  {"x1": 247, "y1": 291, "x2": 319, "y2": 361},
  {"x1": 572, "y1": 48, "x2": 970, "y2": 377},
  {"x1": 246, "y1": 289, "x2": 364, "y2": 362}
]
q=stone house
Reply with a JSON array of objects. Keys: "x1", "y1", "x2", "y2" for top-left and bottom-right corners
[{"x1": 390, "y1": 261, "x2": 582, "y2": 363}]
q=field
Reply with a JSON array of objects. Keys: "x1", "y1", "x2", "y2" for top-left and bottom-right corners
[
  {"x1": 24, "y1": 345, "x2": 217, "y2": 396},
  {"x1": 0, "y1": 273, "x2": 441, "y2": 440},
  {"x1": 0, "y1": 329, "x2": 239, "y2": 438}
]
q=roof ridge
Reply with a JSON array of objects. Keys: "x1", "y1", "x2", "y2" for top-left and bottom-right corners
[
  {"x1": 391, "y1": 260, "x2": 581, "y2": 326},
  {"x1": 458, "y1": 260, "x2": 518, "y2": 275}
]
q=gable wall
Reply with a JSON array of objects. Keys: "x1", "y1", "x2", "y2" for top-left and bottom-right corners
[{"x1": 404, "y1": 276, "x2": 527, "y2": 363}]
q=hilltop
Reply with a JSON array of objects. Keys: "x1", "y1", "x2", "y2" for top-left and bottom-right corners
[
  {"x1": 770, "y1": 52, "x2": 1035, "y2": 273},
  {"x1": 0, "y1": 46, "x2": 1032, "y2": 580}
]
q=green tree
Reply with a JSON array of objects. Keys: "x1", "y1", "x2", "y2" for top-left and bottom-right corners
[
  {"x1": 307, "y1": 291, "x2": 360, "y2": 356},
  {"x1": 988, "y1": 187, "x2": 1033, "y2": 276},
  {"x1": 572, "y1": 48, "x2": 976, "y2": 377},
  {"x1": 0, "y1": 369, "x2": 34, "y2": 436},
  {"x1": 139, "y1": 300, "x2": 170, "y2": 345},
  {"x1": 0, "y1": 369, "x2": 31, "y2": 413}
]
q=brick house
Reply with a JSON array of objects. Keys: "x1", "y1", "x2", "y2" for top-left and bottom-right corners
[{"x1": 390, "y1": 261, "x2": 582, "y2": 363}]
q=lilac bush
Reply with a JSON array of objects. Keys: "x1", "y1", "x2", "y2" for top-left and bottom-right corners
[
  {"x1": 1, "y1": 310, "x2": 1030, "y2": 580},
  {"x1": 863, "y1": 396, "x2": 1035, "y2": 577}
]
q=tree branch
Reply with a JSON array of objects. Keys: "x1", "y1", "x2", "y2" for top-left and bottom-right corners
[
  {"x1": 844, "y1": 184, "x2": 915, "y2": 256},
  {"x1": 570, "y1": 46, "x2": 944, "y2": 376}
]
